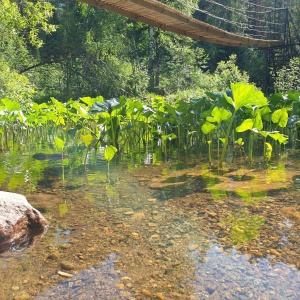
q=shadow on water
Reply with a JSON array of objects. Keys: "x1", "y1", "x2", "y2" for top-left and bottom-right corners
[
  {"x1": 227, "y1": 174, "x2": 255, "y2": 181},
  {"x1": 151, "y1": 174, "x2": 222, "y2": 200}
]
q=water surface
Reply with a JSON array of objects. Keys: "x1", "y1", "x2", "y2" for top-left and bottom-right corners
[{"x1": 1, "y1": 150, "x2": 300, "y2": 299}]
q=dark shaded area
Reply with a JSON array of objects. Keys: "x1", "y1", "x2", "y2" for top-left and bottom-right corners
[
  {"x1": 227, "y1": 175, "x2": 255, "y2": 182},
  {"x1": 292, "y1": 175, "x2": 300, "y2": 189},
  {"x1": 151, "y1": 175, "x2": 222, "y2": 200},
  {"x1": 33, "y1": 153, "x2": 70, "y2": 160}
]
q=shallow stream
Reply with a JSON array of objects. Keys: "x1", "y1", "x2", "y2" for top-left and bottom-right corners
[{"x1": 1, "y1": 150, "x2": 300, "y2": 299}]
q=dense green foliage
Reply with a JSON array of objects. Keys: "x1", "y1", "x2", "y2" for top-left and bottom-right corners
[
  {"x1": 1, "y1": 1, "x2": 300, "y2": 167},
  {"x1": 275, "y1": 57, "x2": 300, "y2": 92},
  {"x1": 0, "y1": 83, "x2": 299, "y2": 167},
  {"x1": 2, "y1": 0, "x2": 299, "y2": 104}
]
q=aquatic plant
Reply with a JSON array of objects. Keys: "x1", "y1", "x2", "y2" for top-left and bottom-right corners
[{"x1": 0, "y1": 82, "x2": 299, "y2": 168}]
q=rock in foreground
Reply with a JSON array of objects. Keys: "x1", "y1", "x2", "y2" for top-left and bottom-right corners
[{"x1": 0, "y1": 191, "x2": 49, "y2": 253}]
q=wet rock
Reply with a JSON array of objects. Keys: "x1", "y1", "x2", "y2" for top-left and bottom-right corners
[
  {"x1": 124, "y1": 211, "x2": 134, "y2": 216},
  {"x1": 269, "y1": 249, "x2": 281, "y2": 257},
  {"x1": 115, "y1": 283, "x2": 125, "y2": 290},
  {"x1": 0, "y1": 191, "x2": 49, "y2": 253},
  {"x1": 47, "y1": 251, "x2": 60, "y2": 260},
  {"x1": 131, "y1": 212, "x2": 145, "y2": 221},
  {"x1": 156, "y1": 292, "x2": 165, "y2": 300},
  {"x1": 60, "y1": 261, "x2": 76, "y2": 271},
  {"x1": 188, "y1": 244, "x2": 198, "y2": 251},
  {"x1": 57, "y1": 271, "x2": 72, "y2": 278},
  {"x1": 142, "y1": 289, "x2": 151, "y2": 296}
]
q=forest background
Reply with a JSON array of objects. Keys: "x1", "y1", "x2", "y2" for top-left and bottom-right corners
[{"x1": 1, "y1": 0, "x2": 300, "y2": 105}]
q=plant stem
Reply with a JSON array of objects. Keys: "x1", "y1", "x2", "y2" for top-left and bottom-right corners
[
  {"x1": 219, "y1": 111, "x2": 236, "y2": 168},
  {"x1": 248, "y1": 131, "x2": 254, "y2": 165}
]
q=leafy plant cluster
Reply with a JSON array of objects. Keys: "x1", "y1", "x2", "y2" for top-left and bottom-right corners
[{"x1": 0, "y1": 83, "x2": 299, "y2": 167}]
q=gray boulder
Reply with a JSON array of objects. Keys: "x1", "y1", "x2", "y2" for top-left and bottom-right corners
[{"x1": 0, "y1": 191, "x2": 49, "y2": 253}]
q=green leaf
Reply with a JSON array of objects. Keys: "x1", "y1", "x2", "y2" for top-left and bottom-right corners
[
  {"x1": 271, "y1": 108, "x2": 288, "y2": 128},
  {"x1": 231, "y1": 83, "x2": 268, "y2": 111},
  {"x1": 236, "y1": 119, "x2": 253, "y2": 132},
  {"x1": 219, "y1": 138, "x2": 226, "y2": 144},
  {"x1": 253, "y1": 129, "x2": 267, "y2": 138},
  {"x1": 210, "y1": 107, "x2": 232, "y2": 124},
  {"x1": 268, "y1": 132, "x2": 288, "y2": 144},
  {"x1": 1, "y1": 98, "x2": 20, "y2": 112},
  {"x1": 55, "y1": 115, "x2": 65, "y2": 126},
  {"x1": 253, "y1": 112, "x2": 263, "y2": 130},
  {"x1": 81, "y1": 134, "x2": 93, "y2": 146},
  {"x1": 235, "y1": 138, "x2": 244, "y2": 146},
  {"x1": 90, "y1": 98, "x2": 120, "y2": 115},
  {"x1": 201, "y1": 122, "x2": 216, "y2": 134},
  {"x1": 80, "y1": 96, "x2": 99, "y2": 107},
  {"x1": 104, "y1": 145, "x2": 118, "y2": 161},
  {"x1": 55, "y1": 137, "x2": 65, "y2": 150},
  {"x1": 287, "y1": 90, "x2": 300, "y2": 101}
]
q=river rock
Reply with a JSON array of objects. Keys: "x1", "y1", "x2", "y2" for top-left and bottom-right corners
[{"x1": 0, "y1": 191, "x2": 49, "y2": 253}]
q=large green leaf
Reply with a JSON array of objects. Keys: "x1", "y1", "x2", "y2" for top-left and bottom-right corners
[
  {"x1": 271, "y1": 108, "x2": 288, "y2": 128},
  {"x1": 236, "y1": 119, "x2": 253, "y2": 132},
  {"x1": 230, "y1": 83, "x2": 268, "y2": 111},
  {"x1": 268, "y1": 132, "x2": 288, "y2": 144},
  {"x1": 1, "y1": 98, "x2": 20, "y2": 112},
  {"x1": 90, "y1": 98, "x2": 120, "y2": 115}
]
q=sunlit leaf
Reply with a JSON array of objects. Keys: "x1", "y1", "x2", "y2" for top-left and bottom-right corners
[
  {"x1": 208, "y1": 107, "x2": 232, "y2": 124},
  {"x1": 55, "y1": 137, "x2": 65, "y2": 150},
  {"x1": 55, "y1": 115, "x2": 65, "y2": 125},
  {"x1": 236, "y1": 119, "x2": 253, "y2": 132},
  {"x1": 1, "y1": 98, "x2": 21, "y2": 112},
  {"x1": 272, "y1": 108, "x2": 288, "y2": 128},
  {"x1": 201, "y1": 122, "x2": 216, "y2": 134},
  {"x1": 253, "y1": 112, "x2": 263, "y2": 130},
  {"x1": 80, "y1": 96, "x2": 100, "y2": 107},
  {"x1": 230, "y1": 83, "x2": 268, "y2": 111},
  {"x1": 268, "y1": 132, "x2": 288, "y2": 144},
  {"x1": 81, "y1": 134, "x2": 93, "y2": 146},
  {"x1": 235, "y1": 138, "x2": 244, "y2": 146},
  {"x1": 104, "y1": 145, "x2": 118, "y2": 161}
]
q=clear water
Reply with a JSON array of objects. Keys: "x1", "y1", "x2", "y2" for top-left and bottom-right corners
[{"x1": 1, "y1": 149, "x2": 300, "y2": 299}]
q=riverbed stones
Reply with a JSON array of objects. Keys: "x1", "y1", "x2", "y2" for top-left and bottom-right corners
[{"x1": 0, "y1": 191, "x2": 49, "y2": 253}]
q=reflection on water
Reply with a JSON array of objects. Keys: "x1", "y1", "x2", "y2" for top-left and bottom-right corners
[{"x1": 0, "y1": 150, "x2": 300, "y2": 299}]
